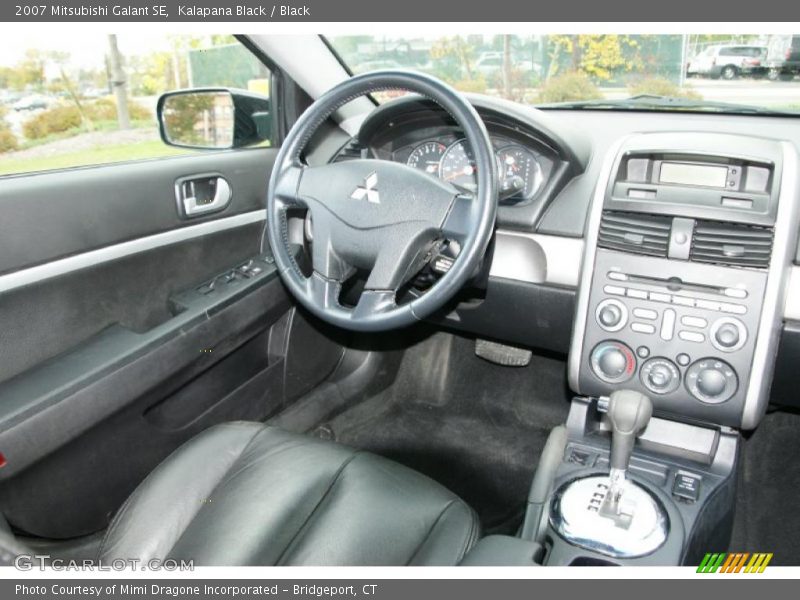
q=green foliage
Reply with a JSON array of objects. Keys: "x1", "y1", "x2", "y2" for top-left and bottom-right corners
[
  {"x1": 22, "y1": 105, "x2": 82, "y2": 140},
  {"x1": 0, "y1": 49, "x2": 46, "y2": 91},
  {"x1": 452, "y1": 76, "x2": 488, "y2": 94},
  {"x1": 89, "y1": 98, "x2": 152, "y2": 121},
  {"x1": 22, "y1": 99, "x2": 152, "y2": 140},
  {"x1": 161, "y1": 93, "x2": 216, "y2": 146},
  {"x1": 0, "y1": 123, "x2": 18, "y2": 153},
  {"x1": 536, "y1": 71, "x2": 602, "y2": 103},
  {"x1": 628, "y1": 78, "x2": 702, "y2": 100}
]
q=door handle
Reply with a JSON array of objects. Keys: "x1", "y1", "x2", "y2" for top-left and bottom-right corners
[{"x1": 175, "y1": 173, "x2": 232, "y2": 217}]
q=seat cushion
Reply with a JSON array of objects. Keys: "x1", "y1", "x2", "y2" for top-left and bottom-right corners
[{"x1": 98, "y1": 422, "x2": 480, "y2": 565}]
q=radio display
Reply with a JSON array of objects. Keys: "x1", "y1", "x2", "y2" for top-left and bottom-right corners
[{"x1": 659, "y1": 162, "x2": 729, "y2": 188}]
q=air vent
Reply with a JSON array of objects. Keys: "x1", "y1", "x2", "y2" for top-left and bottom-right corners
[
  {"x1": 598, "y1": 211, "x2": 672, "y2": 257},
  {"x1": 334, "y1": 138, "x2": 367, "y2": 161},
  {"x1": 690, "y1": 220, "x2": 774, "y2": 269}
]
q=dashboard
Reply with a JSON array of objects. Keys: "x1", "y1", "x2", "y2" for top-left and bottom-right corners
[{"x1": 322, "y1": 94, "x2": 800, "y2": 431}]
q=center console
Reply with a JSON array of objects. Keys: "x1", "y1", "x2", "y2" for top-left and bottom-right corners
[
  {"x1": 570, "y1": 132, "x2": 798, "y2": 429},
  {"x1": 461, "y1": 133, "x2": 798, "y2": 567}
]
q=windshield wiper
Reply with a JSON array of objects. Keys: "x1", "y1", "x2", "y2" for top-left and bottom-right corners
[{"x1": 538, "y1": 94, "x2": 790, "y2": 115}]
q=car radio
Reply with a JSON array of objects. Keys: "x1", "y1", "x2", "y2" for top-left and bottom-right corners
[{"x1": 569, "y1": 132, "x2": 799, "y2": 429}]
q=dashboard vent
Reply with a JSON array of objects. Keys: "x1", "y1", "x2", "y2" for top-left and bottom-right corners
[
  {"x1": 690, "y1": 220, "x2": 774, "y2": 269},
  {"x1": 334, "y1": 138, "x2": 367, "y2": 162},
  {"x1": 598, "y1": 211, "x2": 672, "y2": 257}
]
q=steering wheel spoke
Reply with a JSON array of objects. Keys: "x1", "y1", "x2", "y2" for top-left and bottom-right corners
[
  {"x1": 352, "y1": 289, "x2": 397, "y2": 319},
  {"x1": 305, "y1": 272, "x2": 343, "y2": 311},
  {"x1": 273, "y1": 162, "x2": 307, "y2": 211},
  {"x1": 441, "y1": 193, "x2": 474, "y2": 245}
]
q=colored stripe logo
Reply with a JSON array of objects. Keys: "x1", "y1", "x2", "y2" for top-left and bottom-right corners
[{"x1": 697, "y1": 552, "x2": 773, "y2": 573}]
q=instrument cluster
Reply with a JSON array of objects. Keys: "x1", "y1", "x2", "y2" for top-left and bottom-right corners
[{"x1": 391, "y1": 134, "x2": 549, "y2": 203}]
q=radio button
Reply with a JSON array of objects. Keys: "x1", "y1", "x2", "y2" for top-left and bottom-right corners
[
  {"x1": 724, "y1": 288, "x2": 748, "y2": 299},
  {"x1": 720, "y1": 303, "x2": 747, "y2": 315},
  {"x1": 660, "y1": 309, "x2": 676, "y2": 341},
  {"x1": 603, "y1": 285, "x2": 626, "y2": 296},
  {"x1": 631, "y1": 323, "x2": 656, "y2": 334},
  {"x1": 681, "y1": 316, "x2": 708, "y2": 328},
  {"x1": 633, "y1": 308, "x2": 658, "y2": 320},
  {"x1": 696, "y1": 300, "x2": 722, "y2": 311},
  {"x1": 673, "y1": 296, "x2": 695, "y2": 307},
  {"x1": 627, "y1": 289, "x2": 648, "y2": 300},
  {"x1": 678, "y1": 331, "x2": 705, "y2": 343}
]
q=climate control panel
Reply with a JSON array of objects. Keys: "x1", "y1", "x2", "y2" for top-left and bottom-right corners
[{"x1": 576, "y1": 248, "x2": 767, "y2": 427}]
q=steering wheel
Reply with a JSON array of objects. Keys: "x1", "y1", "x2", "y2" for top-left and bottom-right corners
[{"x1": 266, "y1": 70, "x2": 497, "y2": 331}]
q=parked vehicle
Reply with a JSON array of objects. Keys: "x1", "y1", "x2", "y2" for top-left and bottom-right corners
[
  {"x1": 686, "y1": 44, "x2": 767, "y2": 79},
  {"x1": 766, "y1": 35, "x2": 800, "y2": 81},
  {"x1": 12, "y1": 94, "x2": 50, "y2": 111},
  {"x1": 475, "y1": 52, "x2": 536, "y2": 77}
]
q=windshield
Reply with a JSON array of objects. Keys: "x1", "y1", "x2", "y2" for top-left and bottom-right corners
[{"x1": 328, "y1": 34, "x2": 800, "y2": 114}]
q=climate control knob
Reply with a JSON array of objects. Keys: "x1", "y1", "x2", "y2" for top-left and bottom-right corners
[
  {"x1": 685, "y1": 358, "x2": 738, "y2": 404},
  {"x1": 590, "y1": 341, "x2": 636, "y2": 384},
  {"x1": 595, "y1": 299, "x2": 628, "y2": 332},
  {"x1": 639, "y1": 357, "x2": 680, "y2": 394}
]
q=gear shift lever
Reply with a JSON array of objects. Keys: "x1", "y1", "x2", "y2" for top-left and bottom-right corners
[
  {"x1": 603, "y1": 390, "x2": 653, "y2": 516},
  {"x1": 549, "y1": 392, "x2": 668, "y2": 557}
]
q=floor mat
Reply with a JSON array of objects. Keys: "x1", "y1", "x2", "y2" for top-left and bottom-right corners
[
  {"x1": 314, "y1": 332, "x2": 572, "y2": 533},
  {"x1": 730, "y1": 409, "x2": 800, "y2": 565}
]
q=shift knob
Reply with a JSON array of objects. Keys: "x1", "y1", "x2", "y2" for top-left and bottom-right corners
[{"x1": 607, "y1": 390, "x2": 653, "y2": 472}]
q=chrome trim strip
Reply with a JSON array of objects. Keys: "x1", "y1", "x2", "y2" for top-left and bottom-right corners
[
  {"x1": 742, "y1": 142, "x2": 800, "y2": 429},
  {"x1": 0, "y1": 210, "x2": 266, "y2": 294},
  {"x1": 568, "y1": 136, "x2": 630, "y2": 393},
  {"x1": 490, "y1": 230, "x2": 583, "y2": 287},
  {"x1": 784, "y1": 266, "x2": 800, "y2": 321}
]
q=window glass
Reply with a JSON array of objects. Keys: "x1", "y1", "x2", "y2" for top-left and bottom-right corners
[
  {"x1": 0, "y1": 34, "x2": 270, "y2": 177},
  {"x1": 329, "y1": 35, "x2": 800, "y2": 113}
]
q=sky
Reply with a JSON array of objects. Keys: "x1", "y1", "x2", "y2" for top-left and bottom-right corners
[{"x1": 0, "y1": 31, "x2": 179, "y2": 69}]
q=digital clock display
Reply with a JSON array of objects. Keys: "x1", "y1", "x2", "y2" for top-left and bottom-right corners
[{"x1": 659, "y1": 162, "x2": 729, "y2": 188}]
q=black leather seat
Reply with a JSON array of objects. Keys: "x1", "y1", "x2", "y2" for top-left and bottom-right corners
[{"x1": 97, "y1": 422, "x2": 480, "y2": 565}]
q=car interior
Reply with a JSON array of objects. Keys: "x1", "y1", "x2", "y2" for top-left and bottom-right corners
[{"x1": 1, "y1": 33, "x2": 800, "y2": 567}]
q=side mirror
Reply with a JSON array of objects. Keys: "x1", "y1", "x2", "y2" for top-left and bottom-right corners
[{"x1": 157, "y1": 88, "x2": 272, "y2": 150}]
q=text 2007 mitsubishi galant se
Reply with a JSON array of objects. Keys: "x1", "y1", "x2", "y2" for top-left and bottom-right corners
[{"x1": 1, "y1": 33, "x2": 799, "y2": 567}]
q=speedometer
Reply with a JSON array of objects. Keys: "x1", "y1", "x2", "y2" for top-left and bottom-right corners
[
  {"x1": 439, "y1": 139, "x2": 479, "y2": 192},
  {"x1": 407, "y1": 141, "x2": 446, "y2": 176}
]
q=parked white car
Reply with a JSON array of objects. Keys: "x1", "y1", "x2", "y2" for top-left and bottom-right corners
[{"x1": 687, "y1": 44, "x2": 768, "y2": 79}]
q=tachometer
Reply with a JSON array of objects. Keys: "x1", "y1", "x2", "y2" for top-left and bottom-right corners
[
  {"x1": 439, "y1": 139, "x2": 479, "y2": 192},
  {"x1": 407, "y1": 141, "x2": 447, "y2": 176},
  {"x1": 496, "y1": 145, "x2": 543, "y2": 199}
]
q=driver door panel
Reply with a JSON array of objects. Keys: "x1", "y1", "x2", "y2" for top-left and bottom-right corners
[{"x1": 0, "y1": 149, "x2": 345, "y2": 538}]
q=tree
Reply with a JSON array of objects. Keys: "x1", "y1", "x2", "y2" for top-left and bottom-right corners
[
  {"x1": 107, "y1": 34, "x2": 130, "y2": 130},
  {"x1": 502, "y1": 35, "x2": 512, "y2": 99},
  {"x1": 46, "y1": 51, "x2": 94, "y2": 132},
  {"x1": 430, "y1": 36, "x2": 477, "y2": 82},
  {"x1": 545, "y1": 35, "x2": 641, "y2": 81}
]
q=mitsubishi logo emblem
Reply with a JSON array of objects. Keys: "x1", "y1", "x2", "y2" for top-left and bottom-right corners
[{"x1": 350, "y1": 172, "x2": 380, "y2": 204}]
